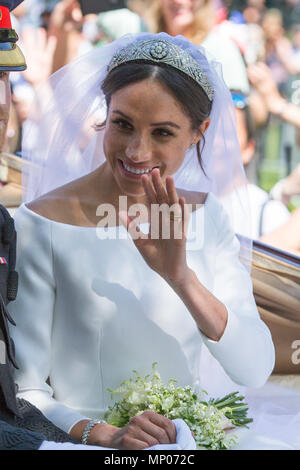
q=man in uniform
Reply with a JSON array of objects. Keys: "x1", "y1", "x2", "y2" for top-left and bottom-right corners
[
  {"x1": 0, "y1": 0, "x2": 80, "y2": 449},
  {"x1": 0, "y1": 1, "x2": 188, "y2": 451}
]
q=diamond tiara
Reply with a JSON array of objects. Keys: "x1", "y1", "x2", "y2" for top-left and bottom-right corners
[{"x1": 107, "y1": 39, "x2": 214, "y2": 102}]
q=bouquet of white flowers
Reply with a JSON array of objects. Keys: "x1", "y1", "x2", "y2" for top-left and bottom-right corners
[{"x1": 104, "y1": 363, "x2": 253, "y2": 450}]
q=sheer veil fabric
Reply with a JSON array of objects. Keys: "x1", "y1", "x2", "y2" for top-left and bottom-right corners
[
  {"x1": 19, "y1": 33, "x2": 300, "y2": 449},
  {"x1": 21, "y1": 32, "x2": 252, "y2": 268},
  {"x1": 20, "y1": 30, "x2": 254, "y2": 417}
]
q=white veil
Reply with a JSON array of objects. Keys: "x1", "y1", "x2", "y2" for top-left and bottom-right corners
[
  {"x1": 21, "y1": 32, "x2": 252, "y2": 398},
  {"x1": 21, "y1": 32, "x2": 251, "y2": 268},
  {"x1": 19, "y1": 34, "x2": 300, "y2": 449}
]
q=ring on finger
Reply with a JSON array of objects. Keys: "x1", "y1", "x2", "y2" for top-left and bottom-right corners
[{"x1": 170, "y1": 213, "x2": 182, "y2": 221}]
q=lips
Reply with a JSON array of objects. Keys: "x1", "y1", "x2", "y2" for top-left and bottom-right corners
[
  {"x1": 118, "y1": 159, "x2": 159, "y2": 178},
  {"x1": 121, "y1": 159, "x2": 157, "y2": 169}
]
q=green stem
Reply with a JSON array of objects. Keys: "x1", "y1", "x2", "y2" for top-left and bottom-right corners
[
  {"x1": 209, "y1": 392, "x2": 239, "y2": 405},
  {"x1": 215, "y1": 397, "x2": 244, "y2": 409}
]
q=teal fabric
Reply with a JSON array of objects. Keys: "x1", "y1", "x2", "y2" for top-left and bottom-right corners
[{"x1": 0, "y1": 419, "x2": 44, "y2": 450}]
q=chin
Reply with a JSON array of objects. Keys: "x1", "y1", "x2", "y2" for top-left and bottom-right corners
[
  {"x1": 119, "y1": 184, "x2": 146, "y2": 199},
  {"x1": 116, "y1": 176, "x2": 146, "y2": 198}
]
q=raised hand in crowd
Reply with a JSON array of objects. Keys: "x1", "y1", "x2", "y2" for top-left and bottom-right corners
[
  {"x1": 274, "y1": 35, "x2": 300, "y2": 75},
  {"x1": 248, "y1": 62, "x2": 300, "y2": 128},
  {"x1": 49, "y1": 0, "x2": 83, "y2": 34},
  {"x1": 48, "y1": 0, "x2": 85, "y2": 73},
  {"x1": 21, "y1": 27, "x2": 57, "y2": 86},
  {"x1": 270, "y1": 163, "x2": 300, "y2": 205}
]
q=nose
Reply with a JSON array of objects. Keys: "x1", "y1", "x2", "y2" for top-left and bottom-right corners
[{"x1": 125, "y1": 134, "x2": 152, "y2": 163}]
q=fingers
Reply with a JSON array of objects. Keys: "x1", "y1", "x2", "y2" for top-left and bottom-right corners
[
  {"x1": 142, "y1": 411, "x2": 177, "y2": 443},
  {"x1": 141, "y1": 173, "x2": 157, "y2": 206},
  {"x1": 179, "y1": 196, "x2": 186, "y2": 236},
  {"x1": 127, "y1": 412, "x2": 176, "y2": 448},
  {"x1": 21, "y1": 28, "x2": 35, "y2": 50},
  {"x1": 247, "y1": 63, "x2": 274, "y2": 87},
  {"x1": 113, "y1": 412, "x2": 176, "y2": 450},
  {"x1": 166, "y1": 176, "x2": 179, "y2": 206},
  {"x1": 123, "y1": 170, "x2": 188, "y2": 242},
  {"x1": 151, "y1": 169, "x2": 169, "y2": 204},
  {"x1": 142, "y1": 170, "x2": 181, "y2": 212},
  {"x1": 37, "y1": 28, "x2": 47, "y2": 49},
  {"x1": 141, "y1": 171, "x2": 187, "y2": 240},
  {"x1": 142, "y1": 169, "x2": 178, "y2": 206},
  {"x1": 128, "y1": 419, "x2": 165, "y2": 447},
  {"x1": 131, "y1": 417, "x2": 169, "y2": 445},
  {"x1": 47, "y1": 35, "x2": 58, "y2": 57}
]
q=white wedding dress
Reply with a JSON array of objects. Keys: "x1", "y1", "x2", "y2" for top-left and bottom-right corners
[{"x1": 7, "y1": 192, "x2": 300, "y2": 450}]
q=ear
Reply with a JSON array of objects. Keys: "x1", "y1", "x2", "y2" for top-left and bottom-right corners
[
  {"x1": 200, "y1": 118, "x2": 210, "y2": 135},
  {"x1": 192, "y1": 118, "x2": 210, "y2": 145}
]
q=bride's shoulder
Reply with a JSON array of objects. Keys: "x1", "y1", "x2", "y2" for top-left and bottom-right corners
[
  {"x1": 176, "y1": 191, "x2": 227, "y2": 226},
  {"x1": 178, "y1": 191, "x2": 225, "y2": 211},
  {"x1": 176, "y1": 189, "x2": 208, "y2": 210},
  {"x1": 25, "y1": 180, "x2": 81, "y2": 224},
  {"x1": 26, "y1": 195, "x2": 67, "y2": 221}
]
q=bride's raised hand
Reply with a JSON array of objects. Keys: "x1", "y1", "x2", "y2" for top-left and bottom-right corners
[{"x1": 119, "y1": 169, "x2": 190, "y2": 285}]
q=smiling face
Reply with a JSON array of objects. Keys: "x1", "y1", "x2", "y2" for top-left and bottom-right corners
[{"x1": 103, "y1": 78, "x2": 205, "y2": 199}]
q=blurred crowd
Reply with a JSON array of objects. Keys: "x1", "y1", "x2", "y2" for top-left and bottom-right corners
[{"x1": 1, "y1": 0, "x2": 300, "y2": 255}]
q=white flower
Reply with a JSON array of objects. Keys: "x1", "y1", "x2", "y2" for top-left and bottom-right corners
[
  {"x1": 104, "y1": 363, "x2": 252, "y2": 450},
  {"x1": 127, "y1": 391, "x2": 147, "y2": 405},
  {"x1": 219, "y1": 413, "x2": 234, "y2": 430},
  {"x1": 161, "y1": 396, "x2": 174, "y2": 411}
]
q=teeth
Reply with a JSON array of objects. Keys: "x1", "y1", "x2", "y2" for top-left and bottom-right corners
[{"x1": 122, "y1": 162, "x2": 154, "y2": 175}]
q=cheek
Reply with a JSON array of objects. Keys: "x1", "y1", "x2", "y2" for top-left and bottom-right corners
[
  {"x1": 103, "y1": 131, "x2": 111, "y2": 160},
  {"x1": 164, "y1": 142, "x2": 188, "y2": 172},
  {"x1": 103, "y1": 127, "x2": 122, "y2": 159}
]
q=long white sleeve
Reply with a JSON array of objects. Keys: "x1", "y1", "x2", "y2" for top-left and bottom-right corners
[
  {"x1": 198, "y1": 199, "x2": 275, "y2": 388},
  {"x1": 7, "y1": 199, "x2": 276, "y2": 436},
  {"x1": 8, "y1": 206, "x2": 89, "y2": 433}
]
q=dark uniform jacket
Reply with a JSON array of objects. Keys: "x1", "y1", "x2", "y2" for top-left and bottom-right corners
[{"x1": 0, "y1": 204, "x2": 78, "y2": 449}]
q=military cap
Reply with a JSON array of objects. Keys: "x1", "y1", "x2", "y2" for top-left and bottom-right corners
[{"x1": 0, "y1": 0, "x2": 26, "y2": 71}]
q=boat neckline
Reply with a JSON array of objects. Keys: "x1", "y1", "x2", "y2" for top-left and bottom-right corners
[{"x1": 21, "y1": 193, "x2": 211, "y2": 229}]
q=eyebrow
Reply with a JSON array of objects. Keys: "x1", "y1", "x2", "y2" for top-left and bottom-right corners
[{"x1": 112, "y1": 110, "x2": 181, "y2": 129}]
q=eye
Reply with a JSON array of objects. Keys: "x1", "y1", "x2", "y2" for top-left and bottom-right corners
[
  {"x1": 112, "y1": 118, "x2": 133, "y2": 131},
  {"x1": 153, "y1": 128, "x2": 174, "y2": 137}
]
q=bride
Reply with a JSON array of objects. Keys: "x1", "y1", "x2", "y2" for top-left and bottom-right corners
[{"x1": 8, "y1": 32, "x2": 293, "y2": 449}]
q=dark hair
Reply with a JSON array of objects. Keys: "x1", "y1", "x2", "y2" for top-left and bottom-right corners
[{"x1": 101, "y1": 61, "x2": 212, "y2": 175}]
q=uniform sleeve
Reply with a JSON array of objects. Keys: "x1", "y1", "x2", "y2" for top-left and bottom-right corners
[
  {"x1": 7, "y1": 206, "x2": 89, "y2": 433},
  {"x1": 198, "y1": 201, "x2": 275, "y2": 388},
  {"x1": 0, "y1": 419, "x2": 45, "y2": 450}
]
